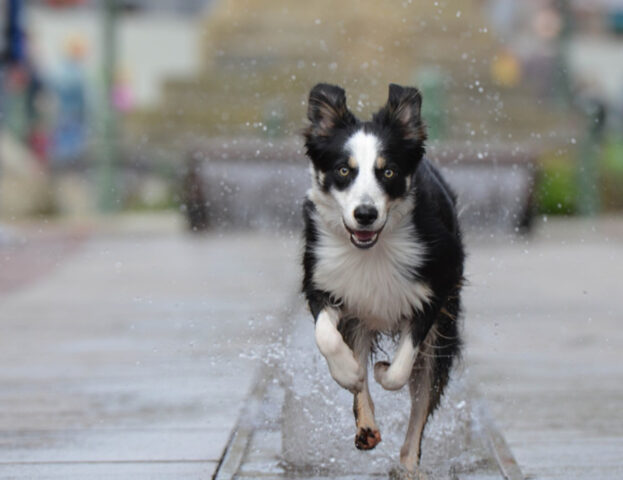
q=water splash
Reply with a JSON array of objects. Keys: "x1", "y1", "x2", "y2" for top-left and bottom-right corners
[{"x1": 243, "y1": 309, "x2": 494, "y2": 478}]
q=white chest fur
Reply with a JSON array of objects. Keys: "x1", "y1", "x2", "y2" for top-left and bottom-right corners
[{"x1": 311, "y1": 211, "x2": 431, "y2": 332}]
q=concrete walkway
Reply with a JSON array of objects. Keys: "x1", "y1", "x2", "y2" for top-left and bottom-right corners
[
  {"x1": 0, "y1": 216, "x2": 622, "y2": 479},
  {"x1": 0, "y1": 225, "x2": 300, "y2": 479},
  {"x1": 465, "y1": 218, "x2": 623, "y2": 480}
]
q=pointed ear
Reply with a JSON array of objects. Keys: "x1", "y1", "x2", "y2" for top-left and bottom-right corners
[
  {"x1": 306, "y1": 83, "x2": 356, "y2": 136},
  {"x1": 379, "y1": 83, "x2": 426, "y2": 140}
]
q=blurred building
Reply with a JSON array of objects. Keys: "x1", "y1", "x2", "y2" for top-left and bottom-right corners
[
  {"x1": 127, "y1": 0, "x2": 582, "y2": 149},
  {"x1": 26, "y1": 1, "x2": 212, "y2": 108},
  {"x1": 30, "y1": 0, "x2": 212, "y2": 16},
  {"x1": 2, "y1": 0, "x2": 622, "y2": 219}
]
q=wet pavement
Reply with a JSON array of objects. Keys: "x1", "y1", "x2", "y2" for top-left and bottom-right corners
[
  {"x1": 0, "y1": 226, "x2": 299, "y2": 479},
  {"x1": 464, "y1": 218, "x2": 623, "y2": 480},
  {"x1": 1, "y1": 216, "x2": 622, "y2": 479},
  {"x1": 218, "y1": 305, "x2": 511, "y2": 480}
]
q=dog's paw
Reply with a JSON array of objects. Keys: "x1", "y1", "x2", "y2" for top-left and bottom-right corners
[
  {"x1": 374, "y1": 361, "x2": 408, "y2": 391},
  {"x1": 327, "y1": 350, "x2": 364, "y2": 392},
  {"x1": 355, "y1": 426, "x2": 382, "y2": 450}
]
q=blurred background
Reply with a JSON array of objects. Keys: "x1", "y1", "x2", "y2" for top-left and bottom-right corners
[
  {"x1": 1, "y1": 2, "x2": 623, "y2": 479},
  {"x1": 0, "y1": 0, "x2": 622, "y2": 230}
]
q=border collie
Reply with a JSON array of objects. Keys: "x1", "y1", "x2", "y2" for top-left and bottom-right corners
[{"x1": 301, "y1": 83, "x2": 465, "y2": 477}]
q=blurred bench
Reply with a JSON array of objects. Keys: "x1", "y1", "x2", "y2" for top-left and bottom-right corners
[{"x1": 181, "y1": 137, "x2": 537, "y2": 234}]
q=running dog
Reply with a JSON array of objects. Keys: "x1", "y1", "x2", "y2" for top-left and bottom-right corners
[{"x1": 301, "y1": 83, "x2": 465, "y2": 476}]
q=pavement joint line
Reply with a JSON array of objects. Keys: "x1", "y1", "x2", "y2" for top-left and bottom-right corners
[
  {"x1": 212, "y1": 425, "x2": 253, "y2": 480},
  {"x1": 212, "y1": 373, "x2": 271, "y2": 480},
  {"x1": 478, "y1": 403, "x2": 525, "y2": 480},
  {"x1": 212, "y1": 297, "x2": 301, "y2": 480}
]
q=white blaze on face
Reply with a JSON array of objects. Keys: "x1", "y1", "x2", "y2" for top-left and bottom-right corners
[{"x1": 336, "y1": 130, "x2": 387, "y2": 231}]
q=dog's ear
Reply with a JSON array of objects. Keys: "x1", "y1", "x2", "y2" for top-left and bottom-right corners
[
  {"x1": 306, "y1": 83, "x2": 356, "y2": 136},
  {"x1": 378, "y1": 84, "x2": 426, "y2": 141}
]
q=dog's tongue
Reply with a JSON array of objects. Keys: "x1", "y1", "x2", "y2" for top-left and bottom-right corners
[{"x1": 354, "y1": 230, "x2": 375, "y2": 241}]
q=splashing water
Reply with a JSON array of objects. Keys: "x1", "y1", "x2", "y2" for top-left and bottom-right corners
[{"x1": 243, "y1": 307, "x2": 495, "y2": 478}]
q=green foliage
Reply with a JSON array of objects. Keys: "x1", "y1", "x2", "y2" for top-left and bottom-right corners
[
  {"x1": 535, "y1": 152, "x2": 578, "y2": 215},
  {"x1": 601, "y1": 136, "x2": 623, "y2": 209},
  {"x1": 535, "y1": 135, "x2": 623, "y2": 214}
]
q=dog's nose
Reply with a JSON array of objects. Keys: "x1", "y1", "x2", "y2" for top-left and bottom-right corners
[{"x1": 354, "y1": 205, "x2": 378, "y2": 226}]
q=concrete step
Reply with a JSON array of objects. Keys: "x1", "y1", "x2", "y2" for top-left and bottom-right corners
[{"x1": 176, "y1": 139, "x2": 538, "y2": 234}]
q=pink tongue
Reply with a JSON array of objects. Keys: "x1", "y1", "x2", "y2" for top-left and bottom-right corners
[{"x1": 354, "y1": 231, "x2": 375, "y2": 241}]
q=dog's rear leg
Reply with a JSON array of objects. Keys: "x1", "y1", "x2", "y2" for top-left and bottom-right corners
[
  {"x1": 400, "y1": 317, "x2": 459, "y2": 473},
  {"x1": 351, "y1": 335, "x2": 381, "y2": 450},
  {"x1": 399, "y1": 356, "x2": 433, "y2": 474}
]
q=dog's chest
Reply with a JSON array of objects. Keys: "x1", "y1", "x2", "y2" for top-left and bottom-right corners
[{"x1": 312, "y1": 226, "x2": 430, "y2": 331}]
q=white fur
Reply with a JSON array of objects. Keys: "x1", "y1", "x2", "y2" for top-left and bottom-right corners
[
  {"x1": 336, "y1": 131, "x2": 388, "y2": 232},
  {"x1": 314, "y1": 308, "x2": 364, "y2": 392},
  {"x1": 308, "y1": 127, "x2": 432, "y2": 390},
  {"x1": 309, "y1": 189, "x2": 432, "y2": 331},
  {"x1": 374, "y1": 324, "x2": 418, "y2": 390}
]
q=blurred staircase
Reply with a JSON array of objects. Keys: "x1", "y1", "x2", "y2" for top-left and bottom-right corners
[{"x1": 126, "y1": 0, "x2": 581, "y2": 156}]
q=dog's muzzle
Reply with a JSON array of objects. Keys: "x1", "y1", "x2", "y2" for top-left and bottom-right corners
[{"x1": 344, "y1": 222, "x2": 384, "y2": 249}]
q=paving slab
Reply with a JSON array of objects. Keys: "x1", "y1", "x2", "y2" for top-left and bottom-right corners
[
  {"x1": 214, "y1": 217, "x2": 623, "y2": 480},
  {"x1": 0, "y1": 462, "x2": 217, "y2": 480},
  {"x1": 465, "y1": 217, "x2": 623, "y2": 480},
  {"x1": 2, "y1": 216, "x2": 621, "y2": 479},
  {"x1": 0, "y1": 230, "x2": 300, "y2": 478}
]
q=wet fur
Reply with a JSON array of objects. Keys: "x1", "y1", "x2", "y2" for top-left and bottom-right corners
[{"x1": 301, "y1": 83, "x2": 464, "y2": 471}]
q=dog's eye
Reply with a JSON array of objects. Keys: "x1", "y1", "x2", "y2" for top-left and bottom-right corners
[
  {"x1": 337, "y1": 167, "x2": 351, "y2": 177},
  {"x1": 383, "y1": 168, "x2": 395, "y2": 179}
]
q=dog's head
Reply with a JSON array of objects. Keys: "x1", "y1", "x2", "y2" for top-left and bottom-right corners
[{"x1": 304, "y1": 83, "x2": 427, "y2": 249}]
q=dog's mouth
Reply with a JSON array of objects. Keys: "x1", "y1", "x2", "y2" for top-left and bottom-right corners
[{"x1": 344, "y1": 224, "x2": 384, "y2": 249}]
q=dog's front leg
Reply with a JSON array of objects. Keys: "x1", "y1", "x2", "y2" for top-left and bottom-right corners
[
  {"x1": 314, "y1": 308, "x2": 364, "y2": 393},
  {"x1": 374, "y1": 324, "x2": 418, "y2": 391},
  {"x1": 353, "y1": 335, "x2": 382, "y2": 450}
]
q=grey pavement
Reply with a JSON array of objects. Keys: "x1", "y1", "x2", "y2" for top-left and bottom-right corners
[
  {"x1": 0, "y1": 216, "x2": 622, "y2": 479},
  {"x1": 0, "y1": 224, "x2": 300, "y2": 478},
  {"x1": 465, "y1": 217, "x2": 623, "y2": 480}
]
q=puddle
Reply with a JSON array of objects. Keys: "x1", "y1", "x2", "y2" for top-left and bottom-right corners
[{"x1": 237, "y1": 309, "x2": 501, "y2": 479}]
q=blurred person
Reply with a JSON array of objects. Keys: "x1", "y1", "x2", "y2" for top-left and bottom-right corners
[
  {"x1": 2, "y1": 34, "x2": 50, "y2": 165},
  {"x1": 23, "y1": 33, "x2": 51, "y2": 164},
  {"x1": 112, "y1": 67, "x2": 134, "y2": 113},
  {"x1": 51, "y1": 34, "x2": 88, "y2": 166},
  {"x1": 1, "y1": 0, "x2": 27, "y2": 142}
]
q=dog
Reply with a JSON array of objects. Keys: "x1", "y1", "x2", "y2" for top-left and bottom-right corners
[{"x1": 301, "y1": 83, "x2": 465, "y2": 476}]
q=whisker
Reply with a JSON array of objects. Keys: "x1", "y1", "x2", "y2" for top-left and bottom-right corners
[
  {"x1": 439, "y1": 308, "x2": 457, "y2": 321},
  {"x1": 428, "y1": 330, "x2": 460, "y2": 340},
  {"x1": 414, "y1": 350, "x2": 455, "y2": 359},
  {"x1": 420, "y1": 341, "x2": 449, "y2": 350}
]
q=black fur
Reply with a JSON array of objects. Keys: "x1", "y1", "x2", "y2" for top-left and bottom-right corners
[{"x1": 301, "y1": 83, "x2": 465, "y2": 467}]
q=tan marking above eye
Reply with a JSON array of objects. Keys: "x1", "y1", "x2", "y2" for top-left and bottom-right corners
[
  {"x1": 348, "y1": 157, "x2": 358, "y2": 168},
  {"x1": 376, "y1": 156, "x2": 387, "y2": 169}
]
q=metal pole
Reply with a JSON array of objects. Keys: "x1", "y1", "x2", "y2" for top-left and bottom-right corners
[
  {"x1": 554, "y1": 0, "x2": 572, "y2": 107},
  {"x1": 1, "y1": 0, "x2": 24, "y2": 219},
  {"x1": 577, "y1": 101, "x2": 605, "y2": 216},
  {"x1": 98, "y1": 0, "x2": 118, "y2": 212}
]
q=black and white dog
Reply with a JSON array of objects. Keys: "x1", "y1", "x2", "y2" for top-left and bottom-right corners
[{"x1": 301, "y1": 83, "x2": 465, "y2": 475}]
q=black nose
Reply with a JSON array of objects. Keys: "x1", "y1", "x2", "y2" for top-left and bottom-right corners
[{"x1": 354, "y1": 205, "x2": 378, "y2": 226}]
